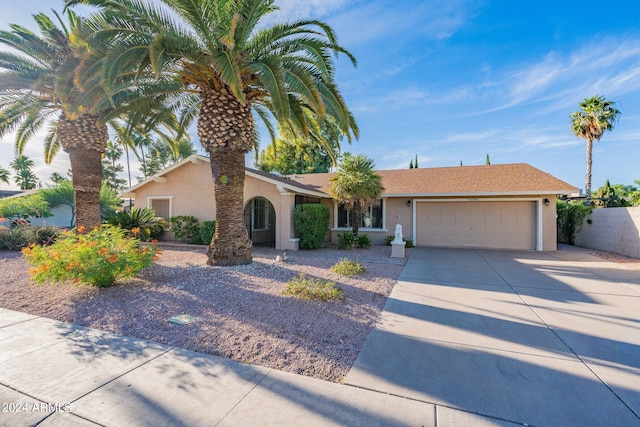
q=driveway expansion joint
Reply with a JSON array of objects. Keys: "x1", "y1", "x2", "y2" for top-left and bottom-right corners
[{"x1": 474, "y1": 248, "x2": 640, "y2": 422}]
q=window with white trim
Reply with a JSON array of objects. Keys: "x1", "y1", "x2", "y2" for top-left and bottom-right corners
[
  {"x1": 337, "y1": 200, "x2": 383, "y2": 229},
  {"x1": 147, "y1": 197, "x2": 172, "y2": 224}
]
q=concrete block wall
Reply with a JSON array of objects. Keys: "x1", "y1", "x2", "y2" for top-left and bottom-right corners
[{"x1": 574, "y1": 207, "x2": 640, "y2": 258}]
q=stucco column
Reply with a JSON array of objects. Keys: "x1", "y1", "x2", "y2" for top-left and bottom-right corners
[
  {"x1": 278, "y1": 188, "x2": 296, "y2": 250},
  {"x1": 536, "y1": 199, "x2": 544, "y2": 251}
]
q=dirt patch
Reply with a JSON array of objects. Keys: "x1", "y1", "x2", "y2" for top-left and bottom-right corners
[
  {"x1": 0, "y1": 245, "x2": 408, "y2": 383},
  {"x1": 592, "y1": 250, "x2": 640, "y2": 270}
]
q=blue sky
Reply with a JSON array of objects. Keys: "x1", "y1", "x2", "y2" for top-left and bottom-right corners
[{"x1": 1, "y1": 0, "x2": 639, "y2": 192}]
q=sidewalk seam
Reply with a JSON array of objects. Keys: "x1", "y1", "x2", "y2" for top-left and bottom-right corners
[
  {"x1": 213, "y1": 369, "x2": 272, "y2": 427},
  {"x1": 343, "y1": 381, "x2": 528, "y2": 426},
  {"x1": 0, "y1": 316, "x2": 41, "y2": 329},
  {"x1": 67, "y1": 345, "x2": 177, "y2": 406}
]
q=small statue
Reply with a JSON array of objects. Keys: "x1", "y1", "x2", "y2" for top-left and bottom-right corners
[{"x1": 392, "y1": 224, "x2": 403, "y2": 244}]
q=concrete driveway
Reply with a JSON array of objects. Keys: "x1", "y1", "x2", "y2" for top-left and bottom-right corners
[{"x1": 346, "y1": 246, "x2": 640, "y2": 426}]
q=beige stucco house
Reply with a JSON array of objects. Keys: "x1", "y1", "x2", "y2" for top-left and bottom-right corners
[{"x1": 121, "y1": 154, "x2": 577, "y2": 251}]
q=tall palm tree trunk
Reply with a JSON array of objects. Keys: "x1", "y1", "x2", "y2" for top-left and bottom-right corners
[
  {"x1": 68, "y1": 147, "x2": 103, "y2": 227},
  {"x1": 199, "y1": 86, "x2": 254, "y2": 266},
  {"x1": 585, "y1": 138, "x2": 593, "y2": 204},
  {"x1": 207, "y1": 148, "x2": 252, "y2": 265},
  {"x1": 58, "y1": 114, "x2": 108, "y2": 228}
]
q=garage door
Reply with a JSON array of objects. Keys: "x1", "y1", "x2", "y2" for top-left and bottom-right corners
[{"x1": 415, "y1": 201, "x2": 536, "y2": 250}]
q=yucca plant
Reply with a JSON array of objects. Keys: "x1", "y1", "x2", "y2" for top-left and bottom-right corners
[{"x1": 106, "y1": 207, "x2": 166, "y2": 241}]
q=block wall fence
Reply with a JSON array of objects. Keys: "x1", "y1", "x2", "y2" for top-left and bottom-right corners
[{"x1": 574, "y1": 207, "x2": 640, "y2": 258}]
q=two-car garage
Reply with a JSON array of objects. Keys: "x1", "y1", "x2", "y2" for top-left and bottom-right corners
[{"x1": 414, "y1": 200, "x2": 538, "y2": 250}]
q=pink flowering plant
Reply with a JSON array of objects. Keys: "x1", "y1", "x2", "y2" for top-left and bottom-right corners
[{"x1": 22, "y1": 225, "x2": 160, "y2": 287}]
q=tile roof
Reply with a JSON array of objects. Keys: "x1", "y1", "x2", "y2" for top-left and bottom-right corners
[{"x1": 288, "y1": 163, "x2": 577, "y2": 196}]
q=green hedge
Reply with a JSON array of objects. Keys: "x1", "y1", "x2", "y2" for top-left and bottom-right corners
[
  {"x1": 294, "y1": 204, "x2": 330, "y2": 249},
  {"x1": 169, "y1": 216, "x2": 215, "y2": 245}
]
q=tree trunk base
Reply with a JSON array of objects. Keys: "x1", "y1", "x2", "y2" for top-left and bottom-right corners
[{"x1": 207, "y1": 238, "x2": 253, "y2": 266}]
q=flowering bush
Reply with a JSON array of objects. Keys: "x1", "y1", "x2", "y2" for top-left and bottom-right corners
[{"x1": 22, "y1": 225, "x2": 160, "y2": 287}]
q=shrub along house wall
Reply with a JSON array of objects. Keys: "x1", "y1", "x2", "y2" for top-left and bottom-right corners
[{"x1": 574, "y1": 207, "x2": 640, "y2": 258}]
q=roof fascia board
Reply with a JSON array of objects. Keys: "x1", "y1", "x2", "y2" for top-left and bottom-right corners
[{"x1": 385, "y1": 190, "x2": 577, "y2": 198}]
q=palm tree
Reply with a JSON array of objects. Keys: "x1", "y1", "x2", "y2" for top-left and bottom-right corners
[
  {"x1": 102, "y1": 140, "x2": 127, "y2": 191},
  {"x1": 68, "y1": 0, "x2": 358, "y2": 265},
  {"x1": 0, "y1": 10, "x2": 180, "y2": 227},
  {"x1": 570, "y1": 96, "x2": 621, "y2": 204},
  {"x1": 10, "y1": 155, "x2": 38, "y2": 190},
  {"x1": 0, "y1": 166, "x2": 9, "y2": 185},
  {"x1": 329, "y1": 153, "x2": 384, "y2": 237}
]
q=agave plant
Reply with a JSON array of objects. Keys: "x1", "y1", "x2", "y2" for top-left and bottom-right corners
[{"x1": 106, "y1": 207, "x2": 166, "y2": 241}]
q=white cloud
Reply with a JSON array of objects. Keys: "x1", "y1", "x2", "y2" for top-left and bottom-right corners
[
  {"x1": 325, "y1": 0, "x2": 481, "y2": 47},
  {"x1": 263, "y1": 0, "x2": 356, "y2": 24}
]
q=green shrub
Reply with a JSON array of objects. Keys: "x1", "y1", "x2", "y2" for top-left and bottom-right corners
[
  {"x1": 106, "y1": 207, "x2": 166, "y2": 241},
  {"x1": 294, "y1": 204, "x2": 330, "y2": 249},
  {"x1": 22, "y1": 225, "x2": 159, "y2": 287},
  {"x1": 0, "y1": 193, "x2": 51, "y2": 222},
  {"x1": 0, "y1": 225, "x2": 35, "y2": 250},
  {"x1": 337, "y1": 231, "x2": 357, "y2": 249},
  {"x1": 331, "y1": 258, "x2": 366, "y2": 275},
  {"x1": 33, "y1": 225, "x2": 61, "y2": 246},
  {"x1": 384, "y1": 235, "x2": 414, "y2": 248},
  {"x1": 557, "y1": 201, "x2": 593, "y2": 244},
  {"x1": 199, "y1": 220, "x2": 216, "y2": 245},
  {"x1": 338, "y1": 232, "x2": 371, "y2": 249},
  {"x1": 357, "y1": 234, "x2": 371, "y2": 249},
  {"x1": 282, "y1": 273, "x2": 344, "y2": 301},
  {"x1": 169, "y1": 215, "x2": 201, "y2": 243}
]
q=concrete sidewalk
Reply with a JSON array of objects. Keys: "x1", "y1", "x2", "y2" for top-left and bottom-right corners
[
  {"x1": 346, "y1": 246, "x2": 640, "y2": 426},
  {"x1": 0, "y1": 307, "x2": 505, "y2": 426}
]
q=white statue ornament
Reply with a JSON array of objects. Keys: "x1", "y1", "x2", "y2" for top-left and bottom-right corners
[{"x1": 392, "y1": 224, "x2": 404, "y2": 244}]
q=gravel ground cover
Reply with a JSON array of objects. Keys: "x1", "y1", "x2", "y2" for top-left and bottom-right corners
[
  {"x1": 1, "y1": 244, "x2": 637, "y2": 382},
  {"x1": 0, "y1": 244, "x2": 408, "y2": 383}
]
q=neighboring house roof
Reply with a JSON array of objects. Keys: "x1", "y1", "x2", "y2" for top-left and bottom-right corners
[
  {"x1": 0, "y1": 189, "x2": 37, "y2": 200},
  {"x1": 121, "y1": 155, "x2": 577, "y2": 199},
  {"x1": 0, "y1": 190, "x2": 24, "y2": 199},
  {"x1": 288, "y1": 163, "x2": 577, "y2": 197}
]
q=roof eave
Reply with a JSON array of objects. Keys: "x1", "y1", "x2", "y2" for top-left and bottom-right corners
[
  {"x1": 384, "y1": 190, "x2": 578, "y2": 198},
  {"x1": 245, "y1": 170, "x2": 330, "y2": 198}
]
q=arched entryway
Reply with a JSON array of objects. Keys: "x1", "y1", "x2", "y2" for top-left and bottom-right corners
[{"x1": 243, "y1": 197, "x2": 276, "y2": 247}]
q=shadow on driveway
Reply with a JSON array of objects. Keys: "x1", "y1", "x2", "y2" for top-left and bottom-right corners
[{"x1": 346, "y1": 247, "x2": 640, "y2": 427}]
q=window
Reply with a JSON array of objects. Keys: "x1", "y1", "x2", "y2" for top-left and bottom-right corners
[
  {"x1": 148, "y1": 197, "x2": 172, "y2": 220},
  {"x1": 147, "y1": 197, "x2": 172, "y2": 230},
  {"x1": 337, "y1": 200, "x2": 383, "y2": 229},
  {"x1": 295, "y1": 195, "x2": 322, "y2": 206},
  {"x1": 251, "y1": 198, "x2": 269, "y2": 230}
]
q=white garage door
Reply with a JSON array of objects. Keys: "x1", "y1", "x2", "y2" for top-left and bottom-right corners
[{"x1": 416, "y1": 201, "x2": 536, "y2": 250}]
